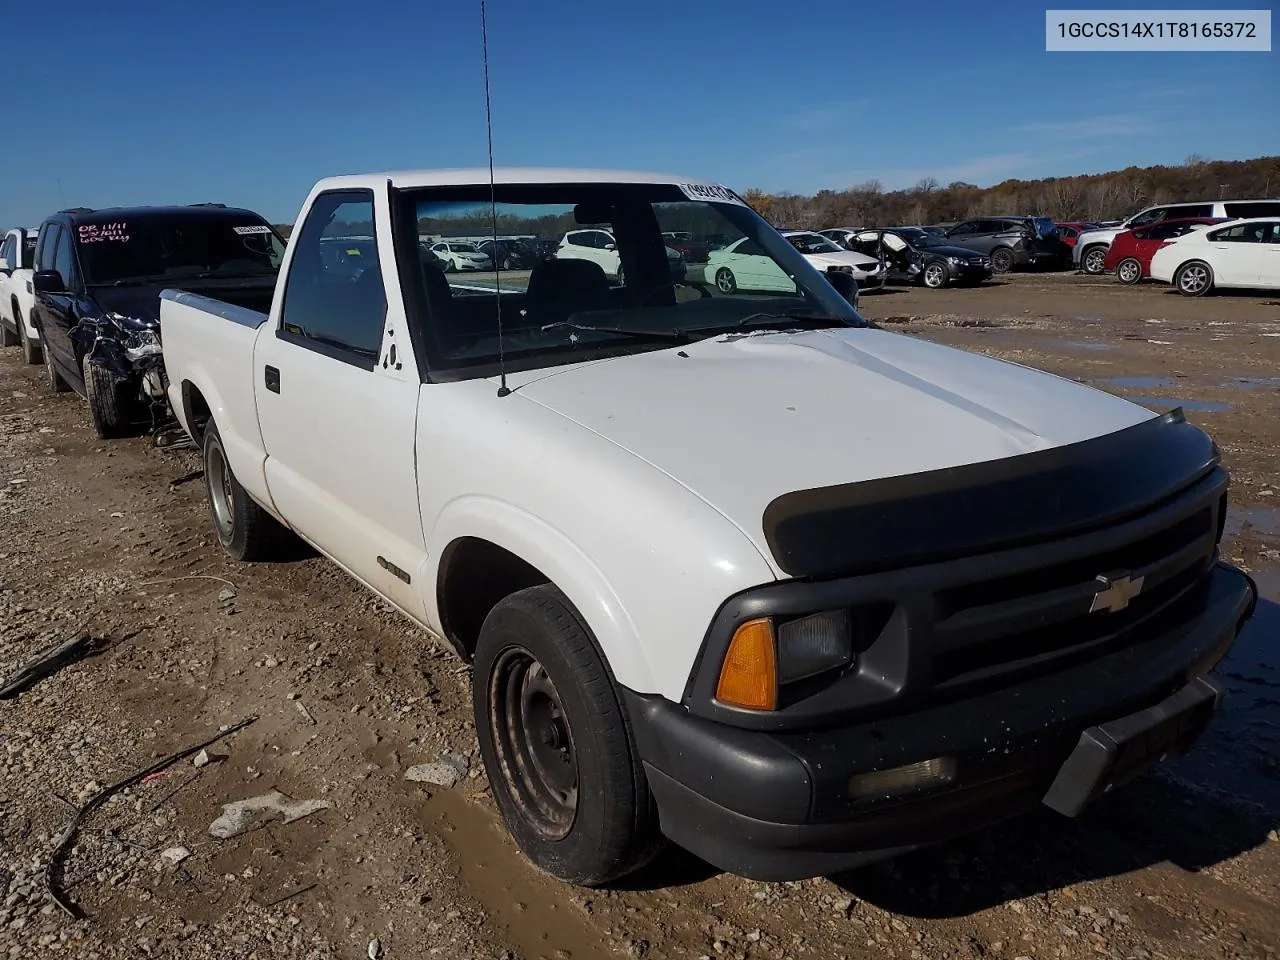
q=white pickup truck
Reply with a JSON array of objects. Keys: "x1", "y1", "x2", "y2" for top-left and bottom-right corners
[{"x1": 160, "y1": 168, "x2": 1257, "y2": 886}]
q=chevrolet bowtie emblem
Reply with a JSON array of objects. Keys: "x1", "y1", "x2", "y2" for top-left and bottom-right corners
[{"x1": 1090, "y1": 573, "x2": 1145, "y2": 614}]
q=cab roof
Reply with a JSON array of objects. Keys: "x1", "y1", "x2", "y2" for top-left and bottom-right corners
[{"x1": 314, "y1": 167, "x2": 729, "y2": 191}]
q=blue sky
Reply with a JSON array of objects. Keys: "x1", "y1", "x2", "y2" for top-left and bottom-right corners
[{"x1": 1, "y1": 0, "x2": 1275, "y2": 227}]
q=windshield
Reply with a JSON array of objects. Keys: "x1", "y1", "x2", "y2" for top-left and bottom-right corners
[
  {"x1": 786, "y1": 233, "x2": 844, "y2": 254},
  {"x1": 399, "y1": 183, "x2": 865, "y2": 377},
  {"x1": 77, "y1": 215, "x2": 285, "y2": 284}
]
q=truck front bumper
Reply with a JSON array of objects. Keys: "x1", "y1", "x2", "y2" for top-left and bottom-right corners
[{"x1": 624, "y1": 563, "x2": 1255, "y2": 882}]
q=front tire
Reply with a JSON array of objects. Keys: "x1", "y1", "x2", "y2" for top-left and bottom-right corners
[
  {"x1": 1174, "y1": 260, "x2": 1213, "y2": 297},
  {"x1": 0, "y1": 319, "x2": 16, "y2": 347},
  {"x1": 922, "y1": 261, "x2": 949, "y2": 288},
  {"x1": 714, "y1": 267, "x2": 737, "y2": 294},
  {"x1": 1116, "y1": 258, "x2": 1142, "y2": 285},
  {"x1": 1081, "y1": 245, "x2": 1108, "y2": 275},
  {"x1": 203, "y1": 419, "x2": 289, "y2": 561},
  {"x1": 473, "y1": 584, "x2": 661, "y2": 886},
  {"x1": 82, "y1": 354, "x2": 130, "y2": 439},
  {"x1": 990, "y1": 247, "x2": 1015, "y2": 274}
]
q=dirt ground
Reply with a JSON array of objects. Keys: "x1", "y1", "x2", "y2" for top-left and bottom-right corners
[{"x1": 1, "y1": 271, "x2": 1278, "y2": 960}]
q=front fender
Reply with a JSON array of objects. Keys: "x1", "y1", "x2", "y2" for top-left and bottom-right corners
[{"x1": 424, "y1": 496, "x2": 655, "y2": 693}]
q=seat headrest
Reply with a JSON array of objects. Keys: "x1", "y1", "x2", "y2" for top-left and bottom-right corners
[{"x1": 526, "y1": 257, "x2": 612, "y2": 305}]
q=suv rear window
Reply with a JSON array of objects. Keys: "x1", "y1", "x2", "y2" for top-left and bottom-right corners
[
  {"x1": 1223, "y1": 201, "x2": 1280, "y2": 219},
  {"x1": 75, "y1": 215, "x2": 285, "y2": 285}
]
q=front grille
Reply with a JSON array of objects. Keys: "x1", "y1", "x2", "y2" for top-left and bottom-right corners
[{"x1": 927, "y1": 503, "x2": 1218, "y2": 691}]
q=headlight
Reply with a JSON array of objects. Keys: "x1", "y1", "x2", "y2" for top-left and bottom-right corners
[
  {"x1": 946, "y1": 256, "x2": 964, "y2": 265},
  {"x1": 714, "y1": 609, "x2": 854, "y2": 710},
  {"x1": 776, "y1": 610, "x2": 852, "y2": 683},
  {"x1": 111, "y1": 315, "x2": 162, "y2": 361}
]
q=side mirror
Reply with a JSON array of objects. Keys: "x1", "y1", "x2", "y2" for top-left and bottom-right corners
[
  {"x1": 826, "y1": 269, "x2": 859, "y2": 306},
  {"x1": 603, "y1": 243, "x2": 616, "y2": 251},
  {"x1": 33, "y1": 270, "x2": 66, "y2": 294}
]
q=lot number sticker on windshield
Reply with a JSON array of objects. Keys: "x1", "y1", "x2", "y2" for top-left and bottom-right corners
[
  {"x1": 233, "y1": 225, "x2": 272, "y2": 235},
  {"x1": 79, "y1": 222, "x2": 130, "y2": 243},
  {"x1": 677, "y1": 183, "x2": 747, "y2": 206}
]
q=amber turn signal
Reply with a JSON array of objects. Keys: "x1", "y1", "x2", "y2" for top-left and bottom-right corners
[{"x1": 715, "y1": 618, "x2": 778, "y2": 710}]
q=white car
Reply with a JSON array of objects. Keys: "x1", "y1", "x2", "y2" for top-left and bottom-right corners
[
  {"x1": 781, "y1": 230, "x2": 886, "y2": 289},
  {"x1": 704, "y1": 236, "x2": 799, "y2": 293},
  {"x1": 429, "y1": 240, "x2": 492, "y2": 272},
  {"x1": 556, "y1": 228, "x2": 686, "y2": 284},
  {"x1": 1074, "y1": 199, "x2": 1280, "y2": 274},
  {"x1": 1149, "y1": 217, "x2": 1280, "y2": 296},
  {"x1": 0, "y1": 226, "x2": 42, "y2": 364},
  {"x1": 159, "y1": 165, "x2": 1254, "y2": 889}
]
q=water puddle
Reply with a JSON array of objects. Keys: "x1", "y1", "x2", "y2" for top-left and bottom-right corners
[
  {"x1": 1101, "y1": 376, "x2": 1175, "y2": 390},
  {"x1": 1061, "y1": 340, "x2": 1115, "y2": 352},
  {"x1": 1224, "y1": 505, "x2": 1280, "y2": 540},
  {"x1": 1221, "y1": 376, "x2": 1280, "y2": 392},
  {"x1": 1164, "y1": 563, "x2": 1280, "y2": 813},
  {"x1": 416, "y1": 789, "x2": 612, "y2": 960},
  {"x1": 1127, "y1": 396, "x2": 1232, "y2": 413}
]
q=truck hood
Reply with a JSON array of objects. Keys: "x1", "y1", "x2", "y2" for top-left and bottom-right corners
[{"x1": 510, "y1": 327, "x2": 1155, "y2": 573}]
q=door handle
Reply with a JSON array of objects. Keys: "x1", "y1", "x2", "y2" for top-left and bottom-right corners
[{"x1": 264, "y1": 365, "x2": 280, "y2": 393}]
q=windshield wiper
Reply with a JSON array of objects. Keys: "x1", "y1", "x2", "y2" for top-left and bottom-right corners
[
  {"x1": 723, "y1": 311, "x2": 854, "y2": 331},
  {"x1": 540, "y1": 321, "x2": 692, "y2": 344}
]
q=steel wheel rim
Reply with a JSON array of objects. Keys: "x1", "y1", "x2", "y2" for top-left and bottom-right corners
[
  {"x1": 715, "y1": 268, "x2": 734, "y2": 293},
  {"x1": 1118, "y1": 260, "x2": 1140, "y2": 283},
  {"x1": 1085, "y1": 249, "x2": 1105, "y2": 273},
  {"x1": 924, "y1": 264, "x2": 945, "y2": 287},
  {"x1": 489, "y1": 646, "x2": 579, "y2": 839},
  {"x1": 1180, "y1": 265, "x2": 1208, "y2": 292},
  {"x1": 207, "y1": 441, "x2": 236, "y2": 539}
]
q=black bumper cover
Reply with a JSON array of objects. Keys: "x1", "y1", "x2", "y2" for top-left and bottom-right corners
[{"x1": 625, "y1": 564, "x2": 1255, "y2": 882}]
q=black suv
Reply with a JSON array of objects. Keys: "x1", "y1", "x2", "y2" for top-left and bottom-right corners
[
  {"x1": 32, "y1": 204, "x2": 284, "y2": 437},
  {"x1": 941, "y1": 217, "x2": 1067, "y2": 273}
]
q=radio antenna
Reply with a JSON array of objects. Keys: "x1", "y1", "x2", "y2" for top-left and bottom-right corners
[{"x1": 480, "y1": 0, "x2": 510, "y2": 397}]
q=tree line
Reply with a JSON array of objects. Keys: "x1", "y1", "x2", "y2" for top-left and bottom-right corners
[{"x1": 741, "y1": 155, "x2": 1280, "y2": 229}]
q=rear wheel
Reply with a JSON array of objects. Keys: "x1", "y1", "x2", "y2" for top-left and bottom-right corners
[
  {"x1": 1081, "y1": 245, "x2": 1108, "y2": 275},
  {"x1": 474, "y1": 584, "x2": 661, "y2": 885},
  {"x1": 922, "y1": 261, "x2": 949, "y2": 288},
  {"x1": 16, "y1": 312, "x2": 42, "y2": 365},
  {"x1": 714, "y1": 267, "x2": 737, "y2": 294},
  {"x1": 1174, "y1": 260, "x2": 1213, "y2": 297},
  {"x1": 82, "y1": 354, "x2": 130, "y2": 439},
  {"x1": 44, "y1": 345, "x2": 70, "y2": 394},
  {"x1": 203, "y1": 419, "x2": 290, "y2": 561},
  {"x1": 990, "y1": 247, "x2": 1015, "y2": 274},
  {"x1": 1116, "y1": 258, "x2": 1142, "y2": 285}
]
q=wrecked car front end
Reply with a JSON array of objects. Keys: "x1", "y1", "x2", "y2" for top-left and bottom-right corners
[{"x1": 73, "y1": 311, "x2": 170, "y2": 410}]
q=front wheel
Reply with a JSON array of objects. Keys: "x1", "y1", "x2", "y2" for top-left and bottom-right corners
[
  {"x1": 714, "y1": 267, "x2": 737, "y2": 294},
  {"x1": 1116, "y1": 258, "x2": 1142, "y2": 285},
  {"x1": 922, "y1": 261, "x2": 949, "y2": 288},
  {"x1": 83, "y1": 354, "x2": 130, "y2": 439},
  {"x1": 0, "y1": 319, "x2": 16, "y2": 348},
  {"x1": 1174, "y1": 260, "x2": 1213, "y2": 297},
  {"x1": 990, "y1": 247, "x2": 1015, "y2": 274},
  {"x1": 1081, "y1": 245, "x2": 1108, "y2": 275},
  {"x1": 473, "y1": 584, "x2": 661, "y2": 886},
  {"x1": 16, "y1": 313, "x2": 42, "y2": 365}
]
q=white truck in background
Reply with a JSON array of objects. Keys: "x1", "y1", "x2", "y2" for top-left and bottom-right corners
[
  {"x1": 159, "y1": 167, "x2": 1257, "y2": 887},
  {"x1": 0, "y1": 226, "x2": 42, "y2": 364}
]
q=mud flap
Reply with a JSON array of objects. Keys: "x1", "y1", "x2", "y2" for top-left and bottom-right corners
[{"x1": 1042, "y1": 676, "x2": 1224, "y2": 817}]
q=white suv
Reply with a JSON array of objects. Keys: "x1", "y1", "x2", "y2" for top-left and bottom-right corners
[
  {"x1": 0, "y1": 226, "x2": 41, "y2": 364},
  {"x1": 1075, "y1": 199, "x2": 1280, "y2": 274}
]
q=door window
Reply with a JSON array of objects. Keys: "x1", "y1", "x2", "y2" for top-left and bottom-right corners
[
  {"x1": 1224, "y1": 202, "x2": 1280, "y2": 219},
  {"x1": 1208, "y1": 222, "x2": 1272, "y2": 242},
  {"x1": 35, "y1": 224, "x2": 56, "y2": 270},
  {"x1": 279, "y1": 191, "x2": 386, "y2": 365},
  {"x1": 52, "y1": 228, "x2": 77, "y2": 288},
  {"x1": 1127, "y1": 207, "x2": 1167, "y2": 228},
  {"x1": 0, "y1": 235, "x2": 13, "y2": 267}
]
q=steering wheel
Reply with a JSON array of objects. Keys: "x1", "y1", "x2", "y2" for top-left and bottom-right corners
[{"x1": 637, "y1": 279, "x2": 713, "y2": 306}]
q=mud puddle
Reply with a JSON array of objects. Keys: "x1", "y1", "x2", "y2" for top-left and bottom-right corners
[
  {"x1": 1101, "y1": 376, "x2": 1175, "y2": 389},
  {"x1": 1128, "y1": 396, "x2": 1232, "y2": 413},
  {"x1": 1165, "y1": 562, "x2": 1280, "y2": 813},
  {"x1": 1060, "y1": 340, "x2": 1115, "y2": 351},
  {"x1": 415, "y1": 790, "x2": 616, "y2": 960},
  {"x1": 1225, "y1": 505, "x2": 1280, "y2": 540},
  {"x1": 1222, "y1": 376, "x2": 1280, "y2": 391}
]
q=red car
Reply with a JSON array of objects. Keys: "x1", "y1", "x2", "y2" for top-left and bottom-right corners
[
  {"x1": 1053, "y1": 221, "x2": 1100, "y2": 250},
  {"x1": 1103, "y1": 217, "x2": 1227, "y2": 284}
]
